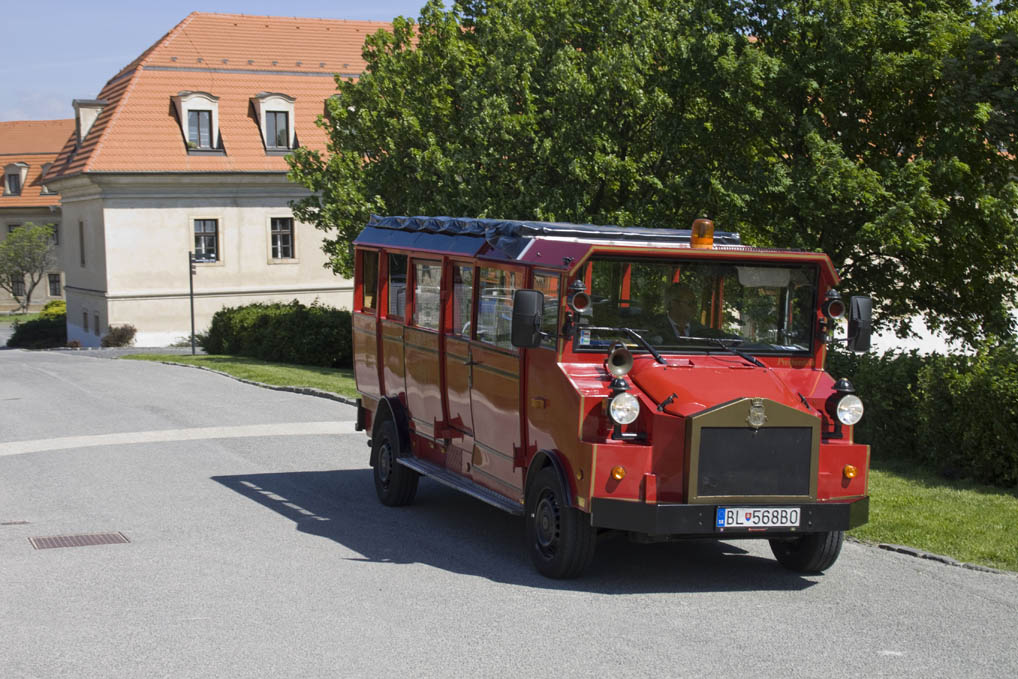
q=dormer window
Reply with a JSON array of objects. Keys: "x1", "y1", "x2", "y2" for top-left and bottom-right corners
[
  {"x1": 188, "y1": 110, "x2": 214, "y2": 149},
  {"x1": 3, "y1": 163, "x2": 28, "y2": 197},
  {"x1": 172, "y1": 91, "x2": 222, "y2": 153},
  {"x1": 5, "y1": 173, "x2": 21, "y2": 196},
  {"x1": 252, "y1": 92, "x2": 297, "y2": 152},
  {"x1": 266, "y1": 111, "x2": 289, "y2": 149}
]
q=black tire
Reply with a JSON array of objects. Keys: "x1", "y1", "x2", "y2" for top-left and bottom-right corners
[
  {"x1": 525, "y1": 466, "x2": 596, "y2": 578},
  {"x1": 769, "y1": 531, "x2": 844, "y2": 573},
  {"x1": 372, "y1": 419, "x2": 418, "y2": 506}
]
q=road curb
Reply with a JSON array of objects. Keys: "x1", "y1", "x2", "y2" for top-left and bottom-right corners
[
  {"x1": 153, "y1": 360, "x2": 359, "y2": 408},
  {"x1": 848, "y1": 537, "x2": 1016, "y2": 577}
]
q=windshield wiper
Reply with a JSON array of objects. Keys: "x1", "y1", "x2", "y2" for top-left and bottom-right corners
[
  {"x1": 680, "y1": 335, "x2": 766, "y2": 368},
  {"x1": 587, "y1": 326, "x2": 666, "y2": 364}
]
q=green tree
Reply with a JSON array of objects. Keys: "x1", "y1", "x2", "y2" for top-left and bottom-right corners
[
  {"x1": 289, "y1": 0, "x2": 1018, "y2": 346},
  {"x1": 0, "y1": 223, "x2": 56, "y2": 313}
]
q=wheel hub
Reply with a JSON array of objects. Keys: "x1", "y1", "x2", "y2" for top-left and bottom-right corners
[
  {"x1": 534, "y1": 493, "x2": 560, "y2": 555},
  {"x1": 378, "y1": 442, "x2": 392, "y2": 484}
]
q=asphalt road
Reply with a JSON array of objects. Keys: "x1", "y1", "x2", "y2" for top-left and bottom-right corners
[{"x1": 1, "y1": 349, "x2": 1016, "y2": 678}]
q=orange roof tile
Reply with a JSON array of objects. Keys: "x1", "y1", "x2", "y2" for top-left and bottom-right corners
[
  {"x1": 47, "y1": 12, "x2": 390, "y2": 179},
  {"x1": 0, "y1": 120, "x2": 72, "y2": 208},
  {"x1": 0, "y1": 119, "x2": 74, "y2": 155}
]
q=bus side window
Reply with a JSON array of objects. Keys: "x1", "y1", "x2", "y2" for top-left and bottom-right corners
[
  {"x1": 360, "y1": 250, "x2": 378, "y2": 311},
  {"x1": 533, "y1": 272, "x2": 561, "y2": 349},
  {"x1": 450, "y1": 264, "x2": 473, "y2": 337},
  {"x1": 477, "y1": 267, "x2": 517, "y2": 350},
  {"x1": 412, "y1": 260, "x2": 441, "y2": 330},
  {"x1": 388, "y1": 253, "x2": 407, "y2": 320}
]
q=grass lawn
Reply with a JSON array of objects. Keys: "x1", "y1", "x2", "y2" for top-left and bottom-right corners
[
  {"x1": 121, "y1": 354, "x2": 359, "y2": 399},
  {"x1": 121, "y1": 352, "x2": 1017, "y2": 572},
  {"x1": 850, "y1": 459, "x2": 1018, "y2": 572},
  {"x1": 0, "y1": 312, "x2": 42, "y2": 325}
]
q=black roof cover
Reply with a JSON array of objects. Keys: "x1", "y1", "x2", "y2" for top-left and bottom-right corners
[{"x1": 362, "y1": 215, "x2": 741, "y2": 260}]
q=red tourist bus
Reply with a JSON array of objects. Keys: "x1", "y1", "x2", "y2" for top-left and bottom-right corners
[{"x1": 352, "y1": 215, "x2": 871, "y2": 578}]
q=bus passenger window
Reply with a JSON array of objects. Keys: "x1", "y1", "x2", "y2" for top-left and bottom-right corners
[
  {"x1": 477, "y1": 267, "x2": 517, "y2": 350},
  {"x1": 451, "y1": 265, "x2": 473, "y2": 337},
  {"x1": 361, "y1": 250, "x2": 378, "y2": 310},
  {"x1": 534, "y1": 272, "x2": 561, "y2": 349},
  {"x1": 413, "y1": 261, "x2": 441, "y2": 330},
  {"x1": 388, "y1": 253, "x2": 407, "y2": 320}
]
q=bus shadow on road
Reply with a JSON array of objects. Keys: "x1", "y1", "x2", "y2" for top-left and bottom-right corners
[{"x1": 212, "y1": 469, "x2": 820, "y2": 593}]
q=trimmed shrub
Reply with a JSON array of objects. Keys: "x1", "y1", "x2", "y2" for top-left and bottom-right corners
[
  {"x1": 7, "y1": 315, "x2": 66, "y2": 349},
  {"x1": 101, "y1": 324, "x2": 137, "y2": 348},
  {"x1": 40, "y1": 300, "x2": 66, "y2": 319},
  {"x1": 201, "y1": 300, "x2": 352, "y2": 367},
  {"x1": 827, "y1": 342, "x2": 1018, "y2": 489},
  {"x1": 917, "y1": 341, "x2": 1018, "y2": 487}
]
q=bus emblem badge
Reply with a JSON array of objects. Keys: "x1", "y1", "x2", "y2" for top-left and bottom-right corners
[{"x1": 747, "y1": 399, "x2": 767, "y2": 429}]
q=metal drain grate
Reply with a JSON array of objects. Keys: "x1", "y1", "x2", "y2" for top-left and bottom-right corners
[{"x1": 29, "y1": 532, "x2": 130, "y2": 550}]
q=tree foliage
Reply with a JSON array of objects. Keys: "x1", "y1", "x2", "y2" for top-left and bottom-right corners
[
  {"x1": 0, "y1": 222, "x2": 56, "y2": 312},
  {"x1": 289, "y1": 0, "x2": 1018, "y2": 345}
]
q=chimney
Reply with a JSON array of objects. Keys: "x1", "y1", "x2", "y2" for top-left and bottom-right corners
[{"x1": 72, "y1": 99, "x2": 108, "y2": 145}]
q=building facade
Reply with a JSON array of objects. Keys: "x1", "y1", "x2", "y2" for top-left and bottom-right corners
[
  {"x1": 45, "y1": 12, "x2": 387, "y2": 346},
  {"x1": 0, "y1": 119, "x2": 74, "y2": 312}
]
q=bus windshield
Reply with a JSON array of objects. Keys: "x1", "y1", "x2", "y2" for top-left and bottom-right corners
[{"x1": 575, "y1": 258, "x2": 818, "y2": 354}]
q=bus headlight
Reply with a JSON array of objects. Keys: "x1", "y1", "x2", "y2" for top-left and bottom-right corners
[
  {"x1": 609, "y1": 392, "x2": 640, "y2": 425},
  {"x1": 835, "y1": 394, "x2": 864, "y2": 425}
]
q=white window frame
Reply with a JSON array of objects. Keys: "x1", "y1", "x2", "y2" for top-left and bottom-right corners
[
  {"x1": 192, "y1": 217, "x2": 221, "y2": 264},
  {"x1": 252, "y1": 92, "x2": 296, "y2": 150},
  {"x1": 3, "y1": 163, "x2": 27, "y2": 196},
  {"x1": 172, "y1": 92, "x2": 221, "y2": 151},
  {"x1": 267, "y1": 215, "x2": 297, "y2": 263}
]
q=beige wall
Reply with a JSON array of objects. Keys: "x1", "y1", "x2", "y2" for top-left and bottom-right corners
[{"x1": 51, "y1": 173, "x2": 351, "y2": 347}]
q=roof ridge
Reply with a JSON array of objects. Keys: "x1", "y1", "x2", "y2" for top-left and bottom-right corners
[{"x1": 178, "y1": 11, "x2": 393, "y2": 24}]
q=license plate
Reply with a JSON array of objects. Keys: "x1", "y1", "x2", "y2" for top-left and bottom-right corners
[{"x1": 716, "y1": 506, "x2": 800, "y2": 530}]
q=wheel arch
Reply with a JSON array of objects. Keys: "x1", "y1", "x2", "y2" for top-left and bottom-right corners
[
  {"x1": 525, "y1": 450, "x2": 574, "y2": 508},
  {"x1": 369, "y1": 396, "x2": 411, "y2": 467}
]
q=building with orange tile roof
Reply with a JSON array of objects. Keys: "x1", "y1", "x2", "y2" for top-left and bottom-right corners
[
  {"x1": 45, "y1": 12, "x2": 388, "y2": 345},
  {"x1": 1, "y1": 118, "x2": 74, "y2": 312}
]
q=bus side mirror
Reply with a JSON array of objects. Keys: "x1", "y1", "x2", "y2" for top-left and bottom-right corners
[
  {"x1": 848, "y1": 296, "x2": 872, "y2": 352},
  {"x1": 511, "y1": 289, "x2": 544, "y2": 348}
]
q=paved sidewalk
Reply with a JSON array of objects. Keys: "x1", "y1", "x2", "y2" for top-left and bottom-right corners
[{"x1": 43, "y1": 345, "x2": 207, "y2": 359}]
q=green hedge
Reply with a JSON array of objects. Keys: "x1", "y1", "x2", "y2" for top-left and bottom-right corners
[
  {"x1": 7, "y1": 314, "x2": 67, "y2": 349},
  {"x1": 201, "y1": 300, "x2": 352, "y2": 368},
  {"x1": 826, "y1": 341, "x2": 1018, "y2": 488}
]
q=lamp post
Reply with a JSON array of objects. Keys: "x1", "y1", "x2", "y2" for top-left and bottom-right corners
[{"x1": 188, "y1": 251, "x2": 197, "y2": 355}]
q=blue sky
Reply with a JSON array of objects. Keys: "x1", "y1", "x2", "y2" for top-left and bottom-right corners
[{"x1": 0, "y1": 1, "x2": 433, "y2": 121}]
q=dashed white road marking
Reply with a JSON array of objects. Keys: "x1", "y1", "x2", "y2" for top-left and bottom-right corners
[{"x1": 0, "y1": 420, "x2": 359, "y2": 458}]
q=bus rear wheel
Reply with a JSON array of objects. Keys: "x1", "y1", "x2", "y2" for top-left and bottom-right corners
[
  {"x1": 769, "y1": 531, "x2": 844, "y2": 573},
  {"x1": 525, "y1": 466, "x2": 596, "y2": 579},
  {"x1": 372, "y1": 419, "x2": 418, "y2": 506}
]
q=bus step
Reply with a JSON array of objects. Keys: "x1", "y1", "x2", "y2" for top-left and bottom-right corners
[{"x1": 397, "y1": 457, "x2": 524, "y2": 516}]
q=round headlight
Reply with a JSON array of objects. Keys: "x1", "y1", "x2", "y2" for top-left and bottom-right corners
[
  {"x1": 609, "y1": 392, "x2": 640, "y2": 425},
  {"x1": 836, "y1": 394, "x2": 864, "y2": 426}
]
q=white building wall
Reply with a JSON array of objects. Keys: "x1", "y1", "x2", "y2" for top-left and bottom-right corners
[{"x1": 53, "y1": 173, "x2": 350, "y2": 347}]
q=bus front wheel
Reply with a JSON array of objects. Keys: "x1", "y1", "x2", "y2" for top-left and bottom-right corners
[
  {"x1": 769, "y1": 531, "x2": 844, "y2": 573},
  {"x1": 525, "y1": 466, "x2": 596, "y2": 578}
]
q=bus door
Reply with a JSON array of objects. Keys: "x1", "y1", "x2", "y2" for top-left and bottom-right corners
[
  {"x1": 442, "y1": 262, "x2": 475, "y2": 472},
  {"x1": 404, "y1": 258, "x2": 444, "y2": 463},
  {"x1": 468, "y1": 265, "x2": 525, "y2": 496}
]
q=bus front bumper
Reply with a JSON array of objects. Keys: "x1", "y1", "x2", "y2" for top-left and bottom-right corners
[{"x1": 589, "y1": 497, "x2": 869, "y2": 536}]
